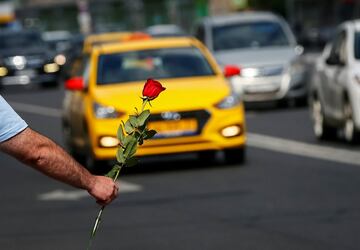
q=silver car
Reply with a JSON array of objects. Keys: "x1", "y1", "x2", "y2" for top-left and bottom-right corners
[
  {"x1": 195, "y1": 11, "x2": 307, "y2": 104},
  {"x1": 309, "y1": 20, "x2": 360, "y2": 143}
]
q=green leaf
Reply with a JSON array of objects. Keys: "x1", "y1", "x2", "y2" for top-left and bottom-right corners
[
  {"x1": 129, "y1": 115, "x2": 138, "y2": 127},
  {"x1": 105, "y1": 164, "x2": 121, "y2": 179},
  {"x1": 124, "y1": 120, "x2": 134, "y2": 134},
  {"x1": 123, "y1": 136, "x2": 137, "y2": 158},
  {"x1": 137, "y1": 110, "x2": 150, "y2": 127},
  {"x1": 125, "y1": 157, "x2": 138, "y2": 167},
  {"x1": 123, "y1": 135, "x2": 133, "y2": 147},
  {"x1": 144, "y1": 129, "x2": 157, "y2": 139},
  {"x1": 116, "y1": 148, "x2": 126, "y2": 164},
  {"x1": 117, "y1": 124, "x2": 125, "y2": 143}
]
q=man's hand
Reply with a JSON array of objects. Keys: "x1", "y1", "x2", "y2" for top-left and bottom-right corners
[{"x1": 88, "y1": 176, "x2": 119, "y2": 206}]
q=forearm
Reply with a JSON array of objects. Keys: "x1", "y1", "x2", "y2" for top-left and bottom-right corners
[
  {"x1": 0, "y1": 127, "x2": 118, "y2": 205},
  {"x1": 30, "y1": 136, "x2": 95, "y2": 190},
  {"x1": 0, "y1": 128, "x2": 95, "y2": 191}
]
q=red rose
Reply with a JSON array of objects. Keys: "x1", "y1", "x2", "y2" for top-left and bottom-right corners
[{"x1": 142, "y1": 79, "x2": 166, "y2": 100}]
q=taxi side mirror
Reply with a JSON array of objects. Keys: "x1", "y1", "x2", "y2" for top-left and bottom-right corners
[
  {"x1": 65, "y1": 77, "x2": 85, "y2": 91},
  {"x1": 224, "y1": 65, "x2": 241, "y2": 78}
]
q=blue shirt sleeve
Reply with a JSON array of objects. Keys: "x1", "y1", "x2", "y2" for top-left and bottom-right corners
[{"x1": 0, "y1": 95, "x2": 28, "y2": 143}]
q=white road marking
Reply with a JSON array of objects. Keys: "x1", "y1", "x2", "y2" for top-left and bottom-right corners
[
  {"x1": 9, "y1": 101, "x2": 62, "y2": 118},
  {"x1": 37, "y1": 181, "x2": 142, "y2": 201},
  {"x1": 10, "y1": 101, "x2": 360, "y2": 166},
  {"x1": 247, "y1": 132, "x2": 360, "y2": 166}
]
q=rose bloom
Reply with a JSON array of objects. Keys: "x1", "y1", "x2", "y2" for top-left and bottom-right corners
[{"x1": 142, "y1": 79, "x2": 166, "y2": 100}]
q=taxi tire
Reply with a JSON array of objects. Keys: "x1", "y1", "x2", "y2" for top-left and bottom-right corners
[
  {"x1": 62, "y1": 122, "x2": 84, "y2": 163},
  {"x1": 224, "y1": 147, "x2": 245, "y2": 165},
  {"x1": 84, "y1": 147, "x2": 112, "y2": 175}
]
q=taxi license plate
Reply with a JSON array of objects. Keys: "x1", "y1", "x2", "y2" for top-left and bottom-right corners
[{"x1": 148, "y1": 119, "x2": 198, "y2": 138}]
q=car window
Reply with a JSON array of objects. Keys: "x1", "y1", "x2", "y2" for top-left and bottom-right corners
[
  {"x1": 97, "y1": 47, "x2": 215, "y2": 85},
  {"x1": 328, "y1": 30, "x2": 347, "y2": 63},
  {"x1": 0, "y1": 32, "x2": 45, "y2": 49},
  {"x1": 212, "y1": 21, "x2": 290, "y2": 51},
  {"x1": 354, "y1": 32, "x2": 360, "y2": 59}
]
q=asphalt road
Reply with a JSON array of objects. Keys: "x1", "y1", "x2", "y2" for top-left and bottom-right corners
[{"x1": 1, "y1": 86, "x2": 360, "y2": 250}]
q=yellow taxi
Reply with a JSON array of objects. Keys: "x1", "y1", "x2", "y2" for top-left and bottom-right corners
[{"x1": 62, "y1": 37, "x2": 246, "y2": 171}]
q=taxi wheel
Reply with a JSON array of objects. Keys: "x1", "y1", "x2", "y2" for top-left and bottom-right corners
[
  {"x1": 84, "y1": 148, "x2": 111, "y2": 175},
  {"x1": 223, "y1": 147, "x2": 245, "y2": 165},
  {"x1": 62, "y1": 123, "x2": 84, "y2": 163}
]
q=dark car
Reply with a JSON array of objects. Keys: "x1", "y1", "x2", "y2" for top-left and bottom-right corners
[
  {"x1": 42, "y1": 30, "x2": 84, "y2": 79},
  {"x1": 0, "y1": 30, "x2": 61, "y2": 88}
]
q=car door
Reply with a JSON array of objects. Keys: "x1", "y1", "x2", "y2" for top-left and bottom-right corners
[
  {"x1": 326, "y1": 30, "x2": 348, "y2": 120},
  {"x1": 320, "y1": 29, "x2": 346, "y2": 119},
  {"x1": 333, "y1": 31, "x2": 349, "y2": 120}
]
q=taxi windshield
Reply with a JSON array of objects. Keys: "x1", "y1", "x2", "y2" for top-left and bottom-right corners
[
  {"x1": 0, "y1": 32, "x2": 45, "y2": 49},
  {"x1": 97, "y1": 47, "x2": 215, "y2": 85}
]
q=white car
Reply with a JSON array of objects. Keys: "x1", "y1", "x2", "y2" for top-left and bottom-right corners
[
  {"x1": 194, "y1": 11, "x2": 307, "y2": 105},
  {"x1": 309, "y1": 20, "x2": 360, "y2": 143}
]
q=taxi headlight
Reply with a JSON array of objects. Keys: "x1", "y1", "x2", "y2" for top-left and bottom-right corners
[
  {"x1": 215, "y1": 93, "x2": 241, "y2": 109},
  {"x1": 44, "y1": 63, "x2": 59, "y2": 73},
  {"x1": 99, "y1": 136, "x2": 119, "y2": 148},
  {"x1": 220, "y1": 125, "x2": 243, "y2": 138},
  {"x1": 93, "y1": 102, "x2": 121, "y2": 119}
]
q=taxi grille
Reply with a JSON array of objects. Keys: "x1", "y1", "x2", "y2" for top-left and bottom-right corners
[{"x1": 148, "y1": 110, "x2": 211, "y2": 138}]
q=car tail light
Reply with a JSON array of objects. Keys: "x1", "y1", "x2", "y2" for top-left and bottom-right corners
[
  {"x1": 65, "y1": 77, "x2": 85, "y2": 91},
  {"x1": 224, "y1": 65, "x2": 241, "y2": 78}
]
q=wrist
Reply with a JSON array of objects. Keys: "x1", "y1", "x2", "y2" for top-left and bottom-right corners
[{"x1": 83, "y1": 171, "x2": 97, "y2": 193}]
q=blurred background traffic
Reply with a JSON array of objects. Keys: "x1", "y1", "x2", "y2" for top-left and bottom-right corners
[
  {"x1": 0, "y1": 0, "x2": 354, "y2": 94},
  {"x1": 0, "y1": 0, "x2": 351, "y2": 89}
]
